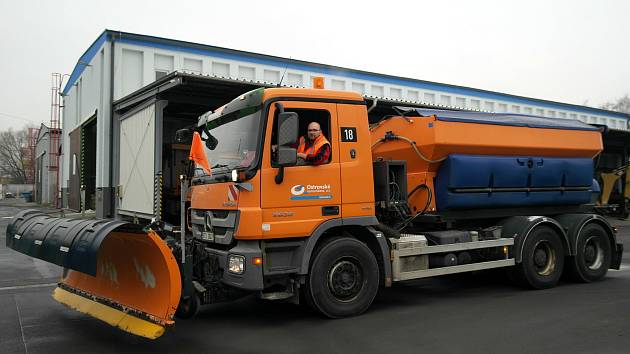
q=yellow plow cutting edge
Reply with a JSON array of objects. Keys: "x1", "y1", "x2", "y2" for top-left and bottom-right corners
[{"x1": 53, "y1": 287, "x2": 166, "y2": 339}]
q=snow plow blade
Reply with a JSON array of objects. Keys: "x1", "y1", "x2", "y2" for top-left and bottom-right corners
[{"x1": 6, "y1": 210, "x2": 181, "y2": 339}]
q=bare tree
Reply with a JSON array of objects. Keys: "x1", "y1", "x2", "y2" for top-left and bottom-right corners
[
  {"x1": 0, "y1": 129, "x2": 29, "y2": 183},
  {"x1": 600, "y1": 94, "x2": 630, "y2": 114}
]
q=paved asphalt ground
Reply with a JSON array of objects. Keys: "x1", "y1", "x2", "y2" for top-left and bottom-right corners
[{"x1": 1, "y1": 199, "x2": 629, "y2": 354}]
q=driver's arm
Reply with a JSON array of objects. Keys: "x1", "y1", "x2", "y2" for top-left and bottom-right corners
[{"x1": 305, "y1": 144, "x2": 331, "y2": 165}]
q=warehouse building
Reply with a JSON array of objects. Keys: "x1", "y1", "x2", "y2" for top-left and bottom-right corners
[
  {"x1": 60, "y1": 30, "x2": 630, "y2": 220},
  {"x1": 34, "y1": 124, "x2": 61, "y2": 205}
]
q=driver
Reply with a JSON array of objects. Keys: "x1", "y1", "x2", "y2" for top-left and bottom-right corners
[{"x1": 296, "y1": 122, "x2": 331, "y2": 165}]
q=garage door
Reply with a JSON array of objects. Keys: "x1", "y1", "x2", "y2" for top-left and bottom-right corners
[{"x1": 118, "y1": 103, "x2": 157, "y2": 217}]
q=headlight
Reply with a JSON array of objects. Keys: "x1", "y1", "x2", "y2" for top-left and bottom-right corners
[{"x1": 228, "y1": 255, "x2": 245, "y2": 274}]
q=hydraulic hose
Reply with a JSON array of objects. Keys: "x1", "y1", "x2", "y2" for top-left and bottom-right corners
[
  {"x1": 397, "y1": 184, "x2": 433, "y2": 231},
  {"x1": 371, "y1": 134, "x2": 447, "y2": 164}
]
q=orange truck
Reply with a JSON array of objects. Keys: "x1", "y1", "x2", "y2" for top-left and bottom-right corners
[{"x1": 6, "y1": 87, "x2": 624, "y2": 339}]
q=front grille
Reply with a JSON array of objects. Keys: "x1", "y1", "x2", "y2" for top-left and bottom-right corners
[{"x1": 191, "y1": 209, "x2": 239, "y2": 245}]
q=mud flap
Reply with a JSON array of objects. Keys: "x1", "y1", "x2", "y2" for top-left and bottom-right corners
[
  {"x1": 6, "y1": 210, "x2": 182, "y2": 339},
  {"x1": 612, "y1": 242, "x2": 624, "y2": 270}
]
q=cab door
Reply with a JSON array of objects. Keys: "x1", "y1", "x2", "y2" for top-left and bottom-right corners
[{"x1": 260, "y1": 101, "x2": 341, "y2": 239}]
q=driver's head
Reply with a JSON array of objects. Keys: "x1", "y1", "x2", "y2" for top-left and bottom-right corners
[{"x1": 307, "y1": 122, "x2": 322, "y2": 140}]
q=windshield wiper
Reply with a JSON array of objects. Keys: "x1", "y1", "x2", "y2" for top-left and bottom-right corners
[{"x1": 211, "y1": 163, "x2": 229, "y2": 169}]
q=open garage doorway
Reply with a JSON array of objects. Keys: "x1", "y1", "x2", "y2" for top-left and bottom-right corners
[
  {"x1": 67, "y1": 114, "x2": 97, "y2": 212},
  {"x1": 82, "y1": 117, "x2": 97, "y2": 211}
]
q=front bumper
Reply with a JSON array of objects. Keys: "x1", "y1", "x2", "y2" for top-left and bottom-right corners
[{"x1": 205, "y1": 240, "x2": 264, "y2": 291}]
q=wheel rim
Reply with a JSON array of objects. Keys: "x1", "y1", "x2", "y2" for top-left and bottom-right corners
[
  {"x1": 327, "y1": 257, "x2": 364, "y2": 302},
  {"x1": 533, "y1": 240, "x2": 556, "y2": 276},
  {"x1": 583, "y1": 236, "x2": 604, "y2": 270}
]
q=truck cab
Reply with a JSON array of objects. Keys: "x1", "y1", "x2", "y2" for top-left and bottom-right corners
[{"x1": 186, "y1": 88, "x2": 381, "y2": 310}]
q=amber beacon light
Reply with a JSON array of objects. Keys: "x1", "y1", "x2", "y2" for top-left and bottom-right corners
[{"x1": 312, "y1": 76, "x2": 325, "y2": 89}]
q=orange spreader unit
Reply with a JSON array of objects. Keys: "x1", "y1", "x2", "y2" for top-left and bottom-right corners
[
  {"x1": 371, "y1": 114, "x2": 602, "y2": 174},
  {"x1": 370, "y1": 110, "x2": 603, "y2": 213}
]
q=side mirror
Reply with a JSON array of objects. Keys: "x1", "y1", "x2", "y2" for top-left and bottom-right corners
[
  {"x1": 276, "y1": 112, "x2": 298, "y2": 167},
  {"x1": 204, "y1": 133, "x2": 218, "y2": 151},
  {"x1": 175, "y1": 128, "x2": 192, "y2": 144}
]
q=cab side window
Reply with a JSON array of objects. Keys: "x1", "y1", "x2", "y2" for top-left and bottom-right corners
[{"x1": 271, "y1": 108, "x2": 332, "y2": 166}]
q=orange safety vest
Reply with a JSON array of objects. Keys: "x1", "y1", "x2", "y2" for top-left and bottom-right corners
[{"x1": 297, "y1": 134, "x2": 330, "y2": 159}]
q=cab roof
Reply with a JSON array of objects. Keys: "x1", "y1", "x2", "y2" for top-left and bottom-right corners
[{"x1": 262, "y1": 88, "x2": 365, "y2": 103}]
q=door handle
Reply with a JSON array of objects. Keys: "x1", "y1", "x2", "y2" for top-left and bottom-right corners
[{"x1": 322, "y1": 206, "x2": 340, "y2": 216}]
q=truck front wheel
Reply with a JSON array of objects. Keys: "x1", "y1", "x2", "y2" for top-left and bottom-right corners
[
  {"x1": 305, "y1": 238, "x2": 379, "y2": 318},
  {"x1": 175, "y1": 293, "x2": 200, "y2": 319},
  {"x1": 516, "y1": 226, "x2": 565, "y2": 289},
  {"x1": 567, "y1": 224, "x2": 611, "y2": 282}
]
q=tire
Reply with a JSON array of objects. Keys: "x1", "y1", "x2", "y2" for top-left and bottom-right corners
[
  {"x1": 567, "y1": 223, "x2": 611, "y2": 283},
  {"x1": 305, "y1": 237, "x2": 379, "y2": 318},
  {"x1": 516, "y1": 226, "x2": 565, "y2": 289},
  {"x1": 175, "y1": 293, "x2": 200, "y2": 319}
]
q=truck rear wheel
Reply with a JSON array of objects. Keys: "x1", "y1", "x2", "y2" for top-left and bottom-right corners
[
  {"x1": 516, "y1": 226, "x2": 565, "y2": 289},
  {"x1": 305, "y1": 238, "x2": 379, "y2": 318},
  {"x1": 567, "y1": 224, "x2": 611, "y2": 282}
]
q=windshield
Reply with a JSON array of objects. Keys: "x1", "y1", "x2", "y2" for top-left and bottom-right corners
[{"x1": 201, "y1": 106, "x2": 262, "y2": 175}]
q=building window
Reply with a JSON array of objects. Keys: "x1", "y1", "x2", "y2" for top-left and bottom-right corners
[
  {"x1": 548, "y1": 110, "x2": 556, "y2": 118},
  {"x1": 558, "y1": 112, "x2": 567, "y2": 118},
  {"x1": 424, "y1": 93, "x2": 435, "y2": 104},
  {"x1": 263, "y1": 69, "x2": 280, "y2": 83},
  {"x1": 155, "y1": 70, "x2": 168, "y2": 80},
  {"x1": 440, "y1": 95, "x2": 451, "y2": 106},
  {"x1": 512, "y1": 105, "x2": 520, "y2": 113},
  {"x1": 122, "y1": 49, "x2": 144, "y2": 96},
  {"x1": 212, "y1": 62, "x2": 230, "y2": 77},
  {"x1": 239, "y1": 66, "x2": 256, "y2": 81},
  {"x1": 455, "y1": 97, "x2": 466, "y2": 108},
  {"x1": 407, "y1": 90, "x2": 419, "y2": 101},
  {"x1": 498, "y1": 103, "x2": 507, "y2": 113},
  {"x1": 331, "y1": 79, "x2": 345, "y2": 90},
  {"x1": 76, "y1": 79, "x2": 81, "y2": 124},
  {"x1": 524, "y1": 107, "x2": 533, "y2": 115},
  {"x1": 352, "y1": 82, "x2": 365, "y2": 94},
  {"x1": 287, "y1": 73, "x2": 303, "y2": 86},
  {"x1": 371, "y1": 85, "x2": 384, "y2": 97},
  {"x1": 470, "y1": 99, "x2": 480, "y2": 110},
  {"x1": 484, "y1": 101, "x2": 495, "y2": 112},
  {"x1": 154, "y1": 54, "x2": 174, "y2": 78},
  {"x1": 535, "y1": 108, "x2": 545, "y2": 116},
  {"x1": 390, "y1": 88, "x2": 402, "y2": 99},
  {"x1": 183, "y1": 58, "x2": 202, "y2": 74},
  {"x1": 569, "y1": 113, "x2": 577, "y2": 120}
]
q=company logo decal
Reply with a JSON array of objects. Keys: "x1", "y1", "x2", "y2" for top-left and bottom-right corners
[
  {"x1": 291, "y1": 185, "x2": 306, "y2": 196},
  {"x1": 290, "y1": 184, "x2": 333, "y2": 200}
]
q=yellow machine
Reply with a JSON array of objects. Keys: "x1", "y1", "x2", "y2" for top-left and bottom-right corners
[
  {"x1": 6, "y1": 87, "x2": 624, "y2": 339},
  {"x1": 599, "y1": 164, "x2": 629, "y2": 207}
]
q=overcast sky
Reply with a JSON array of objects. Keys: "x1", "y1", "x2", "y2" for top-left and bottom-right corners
[{"x1": 0, "y1": 0, "x2": 628, "y2": 130}]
